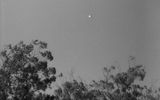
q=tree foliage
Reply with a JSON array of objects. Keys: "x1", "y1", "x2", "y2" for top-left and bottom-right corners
[
  {"x1": 0, "y1": 40, "x2": 56, "y2": 100},
  {"x1": 0, "y1": 40, "x2": 160, "y2": 100},
  {"x1": 53, "y1": 57, "x2": 160, "y2": 100}
]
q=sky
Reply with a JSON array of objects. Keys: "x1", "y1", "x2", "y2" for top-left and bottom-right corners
[{"x1": 0, "y1": 0, "x2": 160, "y2": 85}]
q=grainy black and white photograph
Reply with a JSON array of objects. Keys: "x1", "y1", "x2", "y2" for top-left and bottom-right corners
[{"x1": 0, "y1": 0, "x2": 160, "y2": 100}]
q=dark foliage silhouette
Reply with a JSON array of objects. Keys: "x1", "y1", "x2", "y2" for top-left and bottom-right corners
[
  {"x1": 0, "y1": 40, "x2": 56, "y2": 100},
  {"x1": 0, "y1": 40, "x2": 160, "y2": 100},
  {"x1": 53, "y1": 57, "x2": 160, "y2": 100}
]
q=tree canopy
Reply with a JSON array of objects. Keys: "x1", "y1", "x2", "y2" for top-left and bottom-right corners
[
  {"x1": 0, "y1": 40, "x2": 160, "y2": 100},
  {"x1": 53, "y1": 57, "x2": 160, "y2": 100},
  {"x1": 0, "y1": 40, "x2": 56, "y2": 100}
]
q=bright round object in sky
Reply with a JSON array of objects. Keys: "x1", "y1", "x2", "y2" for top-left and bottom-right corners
[{"x1": 88, "y1": 14, "x2": 92, "y2": 18}]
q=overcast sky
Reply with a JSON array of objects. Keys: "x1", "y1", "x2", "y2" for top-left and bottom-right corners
[{"x1": 1, "y1": 0, "x2": 160, "y2": 85}]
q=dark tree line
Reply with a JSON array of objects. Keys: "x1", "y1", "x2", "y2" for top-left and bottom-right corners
[{"x1": 0, "y1": 40, "x2": 159, "y2": 100}]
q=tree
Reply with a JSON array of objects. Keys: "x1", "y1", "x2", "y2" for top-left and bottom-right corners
[
  {"x1": 103, "y1": 60, "x2": 146, "y2": 100},
  {"x1": 0, "y1": 40, "x2": 56, "y2": 100},
  {"x1": 87, "y1": 57, "x2": 146, "y2": 100},
  {"x1": 53, "y1": 55, "x2": 160, "y2": 100},
  {"x1": 54, "y1": 80, "x2": 89, "y2": 100}
]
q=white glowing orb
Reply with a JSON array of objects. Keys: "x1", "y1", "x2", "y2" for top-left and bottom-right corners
[{"x1": 88, "y1": 14, "x2": 92, "y2": 18}]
